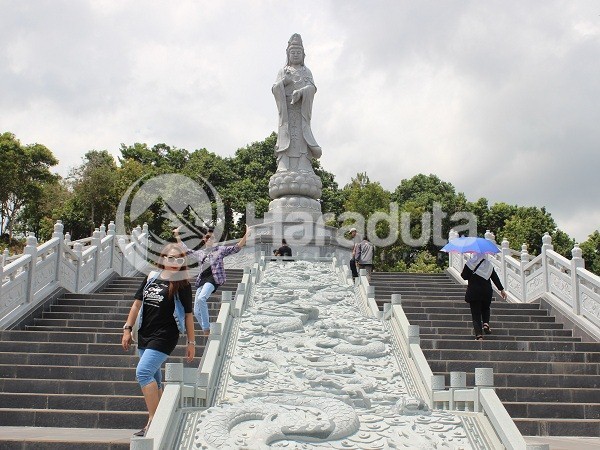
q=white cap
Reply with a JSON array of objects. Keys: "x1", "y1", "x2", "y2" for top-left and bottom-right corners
[{"x1": 350, "y1": 227, "x2": 357, "y2": 232}]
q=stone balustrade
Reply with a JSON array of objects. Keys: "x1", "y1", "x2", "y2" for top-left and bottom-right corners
[
  {"x1": 448, "y1": 229, "x2": 600, "y2": 335},
  {"x1": 0, "y1": 220, "x2": 149, "y2": 329}
]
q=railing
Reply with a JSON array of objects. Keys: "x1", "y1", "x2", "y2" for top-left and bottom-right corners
[
  {"x1": 383, "y1": 293, "x2": 542, "y2": 450},
  {"x1": 448, "y1": 229, "x2": 600, "y2": 336},
  {"x1": 0, "y1": 220, "x2": 149, "y2": 329},
  {"x1": 137, "y1": 257, "x2": 262, "y2": 449}
]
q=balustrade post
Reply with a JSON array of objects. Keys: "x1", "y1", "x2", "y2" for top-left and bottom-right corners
[
  {"x1": 91, "y1": 228, "x2": 102, "y2": 282},
  {"x1": 448, "y1": 229, "x2": 459, "y2": 270},
  {"x1": 107, "y1": 221, "x2": 116, "y2": 270},
  {"x1": 431, "y1": 374, "x2": 446, "y2": 409},
  {"x1": 484, "y1": 229, "x2": 496, "y2": 243},
  {"x1": 23, "y1": 233, "x2": 38, "y2": 303},
  {"x1": 141, "y1": 223, "x2": 149, "y2": 262},
  {"x1": 474, "y1": 368, "x2": 494, "y2": 413},
  {"x1": 500, "y1": 238, "x2": 510, "y2": 290},
  {"x1": 118, "y1": 237, "x2": 126, "y2": 275},
  {"x1": 540, "y1": 233, "x2": 553, "y2": 294},
  {"x1": 520, "y1": 244, "x2": 529, "y2": 301},
  {"x1": 99, "y1": 223, "x2": 106, "y2": 238},
  {"x1": 132, "y1": 225, "x2": 142, "y2": 269},
  {"x1": 571, "y1": 244, "x2": 584, "y2": 316},
  {"x1": 449, "y1": 371, "x2": 466, "y2": 411},
  {"x1": 64, "y1": 232, "x2": 71, "y2": 244},
  {"x1": 73, "y1": 242, "x2": 83, "y2": 292},
  {"x1": 52, "y1": 221, "x2": 65, "y2": 284},
  {"x1": 0, "y1": 249, "x2": 8, "y2": 301}
]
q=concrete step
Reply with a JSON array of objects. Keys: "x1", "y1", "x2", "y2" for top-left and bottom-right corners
[
  {"x1": 0, "y1": 352, "x2": 138, "y2": 367},
  {"x1": 370, "y1": 271, "x2": 600, "y2": 437},
  {"x1": 0, "y1": 426, "x2": 131, "y2": 450},
  {"x1": 401, "y1": 305, "x2": 549, "y2": 316},
  {"x1": 0, "y1": 408, "x2": 147, "y2": 429},
  {"x1": 419, "y1": 333, "x2": 581, "y2": 342},
  {"x1": 428, "y1": 359, "x2": 600, "y2": 376},
  {"x1": 405, "y1": 312, "x2": 558, "y2": 323},
  {"x1": 0, "y1": 378, "x2": 139, "y2": 396},
  {"x1": 513, "y1": 418, "x2": 600, "y2": 437},
  {"x1": 418, "y1": 327, "x2": 576, "y2": 337},
  {"x1": 414, "y1": 320, "x2": 564, "y2": 330},
  {"x1": 420, "y1": 339, "x2": 600, "y2": 352},
  {"x1": 496, "y1": 386, "x2": 600, "y2": 403},
  {"x1": 503, "y1": 401, "x2": 600, "y2": 420},
  {"x1": 0, "y1": 341, "x2": 208, "y2": 356},
  {"x1": 0, "y1": 393, "x2": 146, "y2": 411},
  {"x1": 422, "y1": 348, "x2": 600, "y2": 363}
]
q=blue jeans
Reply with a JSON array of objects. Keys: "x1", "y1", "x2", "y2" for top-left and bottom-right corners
[
  {"x1": 195, "y1": 282, "x2": 215, "y2": 331},
  {"x1": 136, "y1": 348, "x2": 169, "y2": 389}
]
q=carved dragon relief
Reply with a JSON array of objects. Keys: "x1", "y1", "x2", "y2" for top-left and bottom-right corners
[{"x1": 187, "y1": 261, "x2": 484, "y2": 449}]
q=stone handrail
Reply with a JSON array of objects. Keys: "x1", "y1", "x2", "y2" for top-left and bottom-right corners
[
  {"x1": 383, "y1": 294, "x2": 541, "y2": 450},
  {"x1": 0, "y1": 220, "x2": 149, "y2": 329},
  {"x1": 447, "y1": 229, "x2": 600, "y2": 337},
  {"x1": 139, "y1": 259, "x2": 262, "y2": 448}
]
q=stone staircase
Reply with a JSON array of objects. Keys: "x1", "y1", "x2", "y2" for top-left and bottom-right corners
[
  {"x1": 371, "y1": 272, "x2": 600, "y2": 438},
  {"x1": 0, "y1": 269, "x2": 243, "y2": 449}
]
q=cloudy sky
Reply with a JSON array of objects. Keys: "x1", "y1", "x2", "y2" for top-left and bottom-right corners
[{"x1": 2, "y1": 1, "x2": 599, "y2": 242}]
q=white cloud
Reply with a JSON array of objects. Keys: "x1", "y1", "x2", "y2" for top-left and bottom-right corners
[{"x1": 2, "y1": 0, "x2": 599, "y2": 243}]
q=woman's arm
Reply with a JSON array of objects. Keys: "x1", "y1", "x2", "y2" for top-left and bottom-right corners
[
  {"x1": 236, "y1": 225, "x2": 251, "y2": 248},
  {"x1": 122, "y1": 299, "x2": 142, "y2": 351},
  {"x1": 490, "y1": 270, "x2": 507, "y2": 299}
]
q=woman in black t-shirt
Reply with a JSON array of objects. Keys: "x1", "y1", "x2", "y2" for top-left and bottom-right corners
[{"x1": 121, "y1": 243, "x2": 195, "y2": 437}]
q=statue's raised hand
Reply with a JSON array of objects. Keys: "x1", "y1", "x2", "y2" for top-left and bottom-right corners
[{"x1": 283, "y1": 70, "x2": 293, "y2": 86}]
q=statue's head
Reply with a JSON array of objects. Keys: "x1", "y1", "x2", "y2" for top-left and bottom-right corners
[{"x1": 286, "y1": 33, "x2": 305, "y2": 66}]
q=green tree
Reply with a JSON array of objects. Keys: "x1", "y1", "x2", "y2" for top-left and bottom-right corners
[
  {"x1": 68, "y1": 150, "x2": 119, "y2": 236},
  {"x1": 226, "y1": 134, "x2": 278, "y2": 234},
  {"x1": 16, "y1": 178, "x2": 71, "y2": 241},
  {"x1": 119, "y1": 143, "x2": 190, "y2": 171},
  {"x1": 385, "y1": 174, "x2": 468, "y2": 270},
  {"x1": 408, "y1": 251, "x2": 442, "y2": 273},
  {"x1": 343, "y1": 173, "x2": 390, "y2": 219},
  {"x1": 0, "y1": 132, "x2": 59, "y2": 240},
  {"x1": 498, "y1": 206, "x2": 557, "y2": 256},
  {"x1": 483, "y1": 202, "x2": 518, "y2": 237},
  {"x1": 580, "y1": 230, "x2": 600, "y2": 275}
]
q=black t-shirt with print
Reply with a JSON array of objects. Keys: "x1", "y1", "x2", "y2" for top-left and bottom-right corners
[{"x1": 134, "y1": 276, "x2": 193, "y2": 355}]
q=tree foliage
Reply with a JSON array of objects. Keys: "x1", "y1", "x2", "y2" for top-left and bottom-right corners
[
  {"x1": 0, "y1": 132, "x2": 59, "y2": 240},
  {"x1": 3, "y1": 131, "x2": 597, "y2": 277}
]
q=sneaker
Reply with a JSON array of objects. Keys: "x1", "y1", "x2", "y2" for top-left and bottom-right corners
[
  {"x1": 483, "y1": 323, "x2": 492, "y2": 335},
  {"x1": 475, "y1": 335, "x2": 484, "y2": 341},
  {"x1": 133, "y1": 427, "x2": 147, "y2": 437}
]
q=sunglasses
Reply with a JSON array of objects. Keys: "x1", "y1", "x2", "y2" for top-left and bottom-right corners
[{"x1": 164, "y1": 256, "x2": 185, "y2": 265}]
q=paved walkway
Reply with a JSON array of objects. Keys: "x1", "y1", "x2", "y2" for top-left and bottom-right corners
[
  {"x1": 524, "y1": 436, "x2": 600, "y2": 449},
  {"x1": 0, "y1": 427, "x2": 134, "y2": 445}
]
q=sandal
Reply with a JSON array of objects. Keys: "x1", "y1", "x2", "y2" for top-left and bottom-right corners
[
  {"x1": 483, "y1": 323, "x2": 492, "y2": 335},
  {"x1": 475, "y1": 335, "x2": 484, "y2": 341},
  {"x1": 133, "y1": 427, "x2": 147, "y2": 437},
  {"x1": 133, "y1": 421, "x2": 151, "y2": 437}
]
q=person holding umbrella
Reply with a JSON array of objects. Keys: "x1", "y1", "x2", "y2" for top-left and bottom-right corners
[
  {"x1": 442, "y1": 236, "x2": 507, "y2": 340},
  {"x1": 461, "y1": 253, "x2": 507, "y2": 340}
]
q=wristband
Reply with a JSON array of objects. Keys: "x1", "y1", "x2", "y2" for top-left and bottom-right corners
[{"x1": 187, "y1": 341, "x2": 195, "y2": 346}]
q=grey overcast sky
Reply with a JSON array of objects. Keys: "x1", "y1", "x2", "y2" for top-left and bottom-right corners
[{"x1": 2, "y1": 1, "x2": 599, "y2": 243}]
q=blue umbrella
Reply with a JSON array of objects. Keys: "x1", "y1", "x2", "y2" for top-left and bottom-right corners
[{"x1": 441, "y1": 236, "x2": 500, "y2": 254}]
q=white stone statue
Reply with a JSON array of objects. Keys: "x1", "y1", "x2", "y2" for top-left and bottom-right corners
[
  {"x1": 268, "y1": 34, "x2": 323, "y2": 218},
  {"x1": 272, "y1": 33, "x2": 322, "y2": 172}
]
